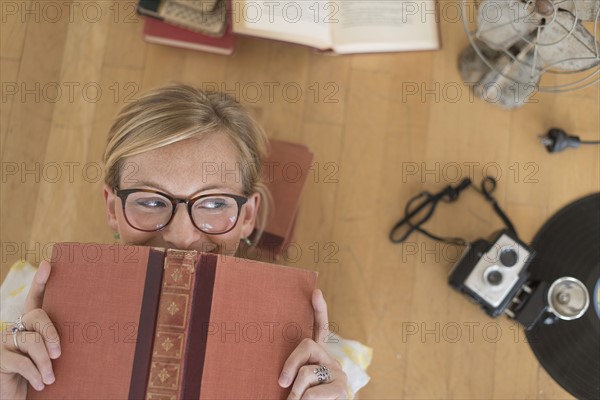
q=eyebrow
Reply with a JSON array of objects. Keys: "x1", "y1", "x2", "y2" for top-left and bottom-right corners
[{"x1": 121, "y1": 181, "x2": 237, "y2": 197}]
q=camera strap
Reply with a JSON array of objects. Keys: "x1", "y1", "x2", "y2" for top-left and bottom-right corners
[{"x1": 389, "y1": 177, "x2": 517, "y2": 246}]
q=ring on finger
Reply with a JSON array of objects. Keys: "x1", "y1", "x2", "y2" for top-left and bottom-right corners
[
  {"x1": 16, "y1": 314, "x2": 26, "y2": 331},
  {"x1": 11, "y1": 327, "x2": 21, "y2": 351},
  {"x1": 314, "y1": 365, "x2": 332, "y2": 384}
]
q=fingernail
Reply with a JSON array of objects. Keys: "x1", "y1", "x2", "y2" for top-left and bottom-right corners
[
  {"x1": 44, "y1": 372, "x2": 55, "y2": 384},
  {"x1": 34, "y1": 382, "x2": 45, "y2": 391},
  {"x1": 278, "y1": 372, "x2": 290, "y2": 388},
  {"x1": 50, "y1": 347, "x2": 61, "y2": 359}
]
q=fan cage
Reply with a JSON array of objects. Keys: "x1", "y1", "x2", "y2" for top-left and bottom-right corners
[{"x1": 462, "y1": 0, "x2": 600, "y2": 93}]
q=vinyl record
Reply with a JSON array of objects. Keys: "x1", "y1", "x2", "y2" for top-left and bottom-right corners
[{"x1": 527, "y1": 193, "x2": 600, "y2": 399}]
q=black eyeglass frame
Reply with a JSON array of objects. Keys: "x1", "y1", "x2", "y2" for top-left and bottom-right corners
[{"x1": 113, "y1": 188, "x2": 248, "y2": 234}]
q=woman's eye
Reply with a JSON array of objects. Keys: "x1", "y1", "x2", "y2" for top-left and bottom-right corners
[
  {"x1": 197, "y1": 199, "x2": 228, "y2": 210},
  {"x1": 135, "y1": 198, "x2": 167, "y2": 208}
]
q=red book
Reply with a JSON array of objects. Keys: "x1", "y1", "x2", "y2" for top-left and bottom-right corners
[
  {"x1": 255, "y1": 140, "x2": 314, "y2": 258},
  {"x1": 143, "y1": 14, "x2": 234, "y2": 55},
  {"x1": 27, "y1": 243, "x2": 317, "y2": 399}
]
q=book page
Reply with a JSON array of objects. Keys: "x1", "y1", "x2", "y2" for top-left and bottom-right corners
[
  {"x1": 232, "y1": 0, "x2": 333, "y2": 49},
  {"x1": 332, "y1": 0, "x2": 440, "y2": 53}
]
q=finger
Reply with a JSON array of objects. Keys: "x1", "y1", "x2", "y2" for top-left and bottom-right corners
[
  {"x1": 24, "y1": 260, "x2": 51, "y2": 313},
  {"x1": 11, "y1": 331, "x2": 56, "y2": 385},
  {"x1": 287, "y1": 365, "x2": 321, "y2": 400},
  {"x1": 0, "y1": 349, "x2": 45, "y2": 391},
  {"x1": 20, "y1": 308, "x2": 61, "y2": 360},
  {"x1": 279, "y1": 338, "x2": 334, "y2": 388},
  {"x1": 300, "y1": 380, "x2": 347, "y2": 400},
  {"x1": 312, "y1": 289, "x2": 329, "y2": 344}
]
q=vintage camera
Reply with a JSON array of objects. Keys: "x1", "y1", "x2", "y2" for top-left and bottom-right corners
[
  {"x1": 448, "y1": 229, "x2": 534, "y2": 318},
  {"x1": 449, "y1": 229, "x2": 591, "y2": 328}
]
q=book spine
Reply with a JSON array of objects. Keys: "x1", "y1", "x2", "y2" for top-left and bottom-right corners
[
  {"x1": 145, "y1": 250, "x2": 200, "y2": 399},
  {"x1": 180, "y1": 253, "x2": 218, "y2": 399},
  {"x1": 129, "y1": 249, "x2": 166, "y2": 400}
]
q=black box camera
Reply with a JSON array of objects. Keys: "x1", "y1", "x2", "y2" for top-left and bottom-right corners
[{"x1": 448, "y1": 229, "x2": 535, "y2": 317}]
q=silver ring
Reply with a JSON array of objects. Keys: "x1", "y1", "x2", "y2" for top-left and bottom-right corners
[
  {"x1": 16, "y1": 314, "x2": 26, "y2": 331},
  {"x1": 314, "y1": 365, "x2": 331, "y2": 384},
  {"x1": 11, "y1": 327, "x2": 21, "y2": 351}
]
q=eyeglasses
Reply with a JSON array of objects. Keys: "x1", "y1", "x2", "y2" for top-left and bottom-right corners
[{"x1": 114, "y1": 188, "x2": 248, "y2": 234}]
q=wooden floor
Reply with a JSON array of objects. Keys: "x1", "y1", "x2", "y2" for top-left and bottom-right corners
[{"x1": 2, "y1": 1, "x2": 599, "y2": 398}]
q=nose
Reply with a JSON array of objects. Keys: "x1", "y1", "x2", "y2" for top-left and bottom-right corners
[{"x1": 161, "y1": 204, "x2": 209, "y2": 250}]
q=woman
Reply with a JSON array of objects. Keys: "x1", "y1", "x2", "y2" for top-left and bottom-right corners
[{"x1": 0, "y1": 84, "x2": 349, "y2": 399}]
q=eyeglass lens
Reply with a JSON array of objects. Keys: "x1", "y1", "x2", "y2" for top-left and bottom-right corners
[{"x1": 123, "y1": 192, "x2": 241, "y2": 233}]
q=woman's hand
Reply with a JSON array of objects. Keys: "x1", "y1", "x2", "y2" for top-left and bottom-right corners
[
  {"x1": 279, "y1": 289, "x2": 349, "y2": 399},
  {"x1": 0, "y1": 261, "x2": 61, "y2": 400}
]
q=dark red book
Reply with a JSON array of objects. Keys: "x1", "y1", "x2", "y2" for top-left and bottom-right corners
[
  {"x1": 255, "y1": 140, "x2": 314, "y2": 258},
  {"x1": 27, "y1": 243, "x2": 317, "y2": 399},
  {"x1": 143, "y1": 11, "x2": 234, "y2": 55}
]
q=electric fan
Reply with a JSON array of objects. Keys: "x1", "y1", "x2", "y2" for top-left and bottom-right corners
[{"x1": 459, "y1": 0, "x2": 600, "y2": 108}]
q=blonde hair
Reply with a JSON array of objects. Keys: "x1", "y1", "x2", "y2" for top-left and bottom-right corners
[{"x1": 103, "y1": 83, "x2": 271, "y2": 239}]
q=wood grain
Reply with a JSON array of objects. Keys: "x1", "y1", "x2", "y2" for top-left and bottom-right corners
[{"x1": 2, "y1": 1, "x2": 598, "y2": 398}]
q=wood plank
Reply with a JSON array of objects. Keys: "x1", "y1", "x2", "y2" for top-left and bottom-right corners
[
  {"x1": 140, "y1": 43, "x2": 186, "y2": 91},
  {"x1": 0, "y1": 3, "x2": 70, "y2": 279},
  {"x1": 103, "y1": 4, "x2": 147, "y2": 69},
  {"x1": 0, "y1": 0, "x2": 30, "y2": 59},
  {"x1": 27, "y1": 1, "x2": 111, "y2": 253},
  {"x1": 0, "y1": 58, "x2": 20, "y2": 156}
]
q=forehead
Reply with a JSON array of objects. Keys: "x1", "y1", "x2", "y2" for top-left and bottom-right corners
[{"x1": 121, "y1": 133, "x2": 243, "y2": 195}]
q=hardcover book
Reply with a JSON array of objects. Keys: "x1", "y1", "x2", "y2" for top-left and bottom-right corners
[
  {"x1": 139, "y1": 0, "x2": 221, "y2": 17},
  {"x1": 27, "y1": 243, "x2": 317, "y2": 399},
  {"x1": 138, "y1": 0, "x2": 163, "y2": 19},
  {"x1": 159, "y1": 0, "x2": 227, "y2": 37},
  {"x1": 171, "y1": 0, "x2": 220, "y2": 13},
  {"x1": 139, "y1": 0, "x2": 226, "y2": 36},
  {"x1": 143, "y1": 14, "x2": 235, "y2": 55},
  {"x1": 232, "y1": 0, "x2": 441, "y2": 54},
  {"x1": 255, "y1": 140, "x2": 314, "y2": 258}
]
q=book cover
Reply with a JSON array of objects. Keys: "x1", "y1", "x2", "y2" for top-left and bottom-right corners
[
  {"x1": 27, "y1": 243, "x2": 317, "y2": 399},
  {"x1": 143, "y1": 9, "x2": 234, "y2": 55},
  {"x1": 138, "y1": 0, "x2": 224, "y2": 30},
  {"x1": 255, "y1": 140, "x2": 314, "y2": 257},
  {"x1": 159, "y1": 0, "x2": 228, "y2": 37},
  {"x1": 138, "y1": 0, "x2": 163, "y2": 19},
  {"x1": 171, "y1": 0, "x2": 220, "y2": 13}
]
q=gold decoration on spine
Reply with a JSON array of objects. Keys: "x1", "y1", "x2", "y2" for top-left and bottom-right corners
[
  {"x1": 146, "y1": 249, "x2": 201, "y2": 399},
  {"x1": 182, "y1": 251, "x2": 198, "y2": 273},
  {"x1": 171, "y1": 268, "x2": 183, "y2": 282},
  {"x1": 158, "y1": 368, "x2": 170, "y2": 383},
  {"x1": 161, "y1": 337, "x2": 174, "y2": 352},
  {"x1": 167, "y1": 302, "x2": 179, "y2": 316}
]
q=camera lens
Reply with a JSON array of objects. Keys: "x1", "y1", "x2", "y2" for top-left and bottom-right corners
[
  {"x1": 486, "y1": 270, "x2": 503, "y2": 286},
  {"x1": 499, "y1": 248, "x2": 518, "y2": 267}
]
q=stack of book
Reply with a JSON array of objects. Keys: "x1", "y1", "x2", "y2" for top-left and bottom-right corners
[
  {"x1": 139, "y1": 0, "x2": 441, "y2": 55},
  {"x1": 139, "y1": 0, "x2": 235, "y2": 55}
]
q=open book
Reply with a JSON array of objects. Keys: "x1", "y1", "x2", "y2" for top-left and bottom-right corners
[
  {"x1": 27, "y1": 243, "x2": 317, "y2": 399},
  {"x1": 232, "y1": 0, "x2": 440, "y2": 53}
]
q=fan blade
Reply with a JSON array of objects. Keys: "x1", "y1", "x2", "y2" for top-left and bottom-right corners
[
  {"x1": 537, "y1": 10, "x2": 600, "y2": 71},
  {"x1": 499, "y1": 42, "x2": 541, "y2": 83},
  {"x1": 557, "y1": 0, "x2": 600, "y2": 21},
  {"x1": 475, "y1": 42, "x2": 541, "y2": 109},
  {"x1": 459, "y1": 39, "x2": 508, "y2": 83},
  {"x1": 477, "y1": 0, "x2": 541, "y2": 50}
]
